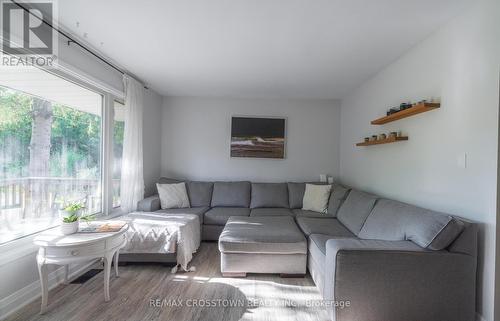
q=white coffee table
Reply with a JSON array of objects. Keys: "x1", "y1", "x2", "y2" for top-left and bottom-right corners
[{"x1": 34, "y1": 223, "x2": 128, "y2": 314}]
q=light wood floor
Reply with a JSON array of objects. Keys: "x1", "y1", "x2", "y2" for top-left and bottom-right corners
[{"x1": 6, "y1": 243, "x2": 328, "y2": 321}]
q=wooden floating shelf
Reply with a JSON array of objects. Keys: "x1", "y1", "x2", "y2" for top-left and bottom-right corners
[
  {"x1": 371, "y1": 102, "x2": 440, "y2": 125},
  {"x1": 356, "y1": 136, "x2": 408, "y2": 146}
]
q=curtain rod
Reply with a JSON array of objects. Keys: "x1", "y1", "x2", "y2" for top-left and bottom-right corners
[{"x1": 11, "y1": 0, "x2": 148, "y2": 89}]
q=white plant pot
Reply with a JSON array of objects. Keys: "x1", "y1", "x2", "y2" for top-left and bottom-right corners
[{"x1": 61, "y1": 221, "x2": 79, "y2": 235}]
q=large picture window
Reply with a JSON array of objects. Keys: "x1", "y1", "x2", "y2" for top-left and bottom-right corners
[{"x1": 0, "y1": 66, "x2": 103, "y2": 244}]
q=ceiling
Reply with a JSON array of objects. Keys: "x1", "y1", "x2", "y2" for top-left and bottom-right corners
[{"x1": 57, "y1": 0, "x2": 471, "y2": 99}]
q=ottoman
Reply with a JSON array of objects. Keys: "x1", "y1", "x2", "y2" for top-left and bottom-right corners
[{"x1": 218, "y1": 216, "x2": 307, "y2": 277}]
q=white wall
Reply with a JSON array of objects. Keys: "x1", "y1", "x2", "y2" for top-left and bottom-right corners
[
  {"x1": 161, "y1": 97, "x2": 341, "y2": 182},
  {"x1": 143, "y1": 89, "x2": 163, "y2": 196},
  {"x1": 339, "y1": 0, "x2": 499, "y2": 319}
]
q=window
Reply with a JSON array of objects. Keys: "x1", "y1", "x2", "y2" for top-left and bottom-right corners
[
  {"x1": 112, "y1": 101, "x2": 125, "y2": 208},
  {"x1": 0, "y1": 66, "x2": 103, "y2": 244}
]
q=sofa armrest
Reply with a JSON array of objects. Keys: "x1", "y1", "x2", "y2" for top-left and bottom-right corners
[
  {"x1": 324, "y1": 238, "x2": 476, "y2": 321},
  {"x1": 137, "y1": 194, "x2": 161, "y2": 212}
]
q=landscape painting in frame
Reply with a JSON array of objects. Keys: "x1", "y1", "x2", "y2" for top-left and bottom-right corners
[{"x1": 231, "y1": 116, "x2": 286, "y2": 159}]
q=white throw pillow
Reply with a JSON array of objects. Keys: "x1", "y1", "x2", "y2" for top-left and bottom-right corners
[
  {"x1": 302, "y1": 184, "x2": 332, "y2": 213},
  {"x1": 156, "y1": 182, "x2": 191, "y2": 209}
]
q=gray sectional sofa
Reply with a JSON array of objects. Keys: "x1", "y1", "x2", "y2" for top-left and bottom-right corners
[{"x1": 137, "y1": 178, "x2": 477, "y2": 321}]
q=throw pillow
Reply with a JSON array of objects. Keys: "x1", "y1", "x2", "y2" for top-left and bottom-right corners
[
  {"x1": 156, "y1": 182, "x2": 191, "y2": 209},
  {"x1": 302, "y1": 184, "x2": 332, "y2": 213}
]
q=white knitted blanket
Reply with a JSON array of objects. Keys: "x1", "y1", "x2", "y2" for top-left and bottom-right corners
[{"x1": 119, "y1": 212, "x2": 200, "y2": 272}]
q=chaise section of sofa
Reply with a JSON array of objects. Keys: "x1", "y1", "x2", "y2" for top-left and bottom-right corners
[
  {"x1": 321, "y1": 197, "x2": 476, "y2": 321},
  {"x1": 323, "y1": 236, "x2": 476, "y2": 321}
]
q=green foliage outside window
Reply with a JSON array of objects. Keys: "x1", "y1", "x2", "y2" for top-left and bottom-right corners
[{"x1": 0, "y1": 86, "x2": 104, "y2": 179}]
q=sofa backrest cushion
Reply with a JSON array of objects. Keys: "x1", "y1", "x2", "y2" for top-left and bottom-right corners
[
  {"x1": 337, "y1": 189, "x2": 378, "y2": 235},
  {"x1": 327, "y1": 184, "x2": 351, "y2": 217},
  {"x1": 186, "y1": 181, "x2": 213, "y2": 207},
  {"x1": 251, "y1": 183, "x2": 289, "y2": 208},
  {"x1": 287, "y1": 182, "x2": 327, "y2": 209},
  {"x1": 211, "y1": 181, "x2": 251, "y2": 207},
  {"x1": 288, "y1": 183, "x2": 305, "y2": 209},
  {"x1": 358, "y1": 199, "x2": 465, "y2": 250}
]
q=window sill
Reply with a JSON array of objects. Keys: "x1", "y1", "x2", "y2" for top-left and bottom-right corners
[{"x1": 0, "y1": 208, "x2": 127, "y2": 266}]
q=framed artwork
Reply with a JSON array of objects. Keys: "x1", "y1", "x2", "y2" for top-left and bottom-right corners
[{"x1": 230, "y1": 116, "x2": 286, "y2": 159}]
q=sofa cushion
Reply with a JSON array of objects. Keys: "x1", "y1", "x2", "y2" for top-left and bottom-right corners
[
  {"x1": 211, "y1": 181, "x2": 251, "y2": 207},
  {"x1": 325, "y1": 238, "x2": 425, "y2": 257},
  {"x1": 250, "y1": 183, "x2": 289, "y2": 208},
  {"x1": 358, "y1": 199, "x2": 465, "y2": 250},
  {"x1": 157, "y1": 206, "x2": 210, "y2": 224},
  {"x1": 327, "y1": 184, "x2": 351, "y2": 216},
  {"x1": 204, "y1": 207, "x2": 250, "y2": 225},
  {"x1": 293, "y1": 209, "x2": 333, "y2": 218},
  {"x1": 337, "y1": 189, "x2": 378, "y2": 235},
  {"x1": 250, "y1": 208, "x2": 294, "y2": 217},
  {"x1": 287, "y1": 182, "x2": 327, "y2": 209},
  {"x1": 296, "y1": 217, "x2": 355, "y2": 237},
  {"x1": 186, "y1": 181, "x2": 213, "y2": 207},
  {"x1": 288, "y1": 182, "x2": 306, "y2": 209},
  {"x1": 218, "y1": 216, "x2": 307, "y2": 254}
]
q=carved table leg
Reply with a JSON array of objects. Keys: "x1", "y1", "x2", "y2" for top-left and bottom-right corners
[
  {"x1": 114, "y1": 249, "x2": 120, "y2": 278},
  {"x1": 37, "y1": 258, "x2": 48, "y2": 314},
  {"x1": 103, "y1": 253, "x2": 113, "y2": 301},
  {"x1": 64, "y1": 265, "x2": 70, "y2": 284}
]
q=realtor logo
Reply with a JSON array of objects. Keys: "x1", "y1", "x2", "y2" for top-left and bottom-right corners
[{"x1": 1, "y1": 0, "x2": 57, "y2": 66}]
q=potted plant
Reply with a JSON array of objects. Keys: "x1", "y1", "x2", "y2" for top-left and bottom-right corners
[
  {"x1": 61, "y1": 213, "x2": 79, "y2": 235},
  {"x1": 59, "y1": 202, "x2": 85, "y2": 219},
  {"x1": 59, "y1": 201, "x2": 91, "y2": 235}
]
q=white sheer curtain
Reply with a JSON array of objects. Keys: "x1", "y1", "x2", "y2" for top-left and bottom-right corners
[{"x1": 120, "y1": 75, "x2": 145, "y2": 212}]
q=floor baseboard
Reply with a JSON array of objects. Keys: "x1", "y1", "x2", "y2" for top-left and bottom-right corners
[{"x1": 0, "y1": 260, "x2": 98, "y2": 320}]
